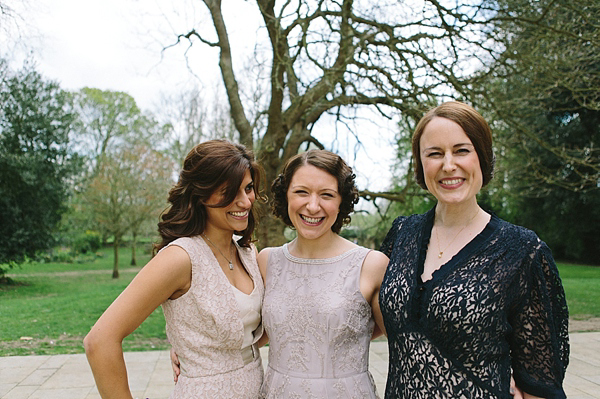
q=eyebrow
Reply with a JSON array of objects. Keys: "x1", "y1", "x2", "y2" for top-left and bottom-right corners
[
  {"x1": 290, "y1": 184, "x2": 338, "y2": 193},
  {"x1": 423, "y1": 143, "x2": 474, "y2": 151}
]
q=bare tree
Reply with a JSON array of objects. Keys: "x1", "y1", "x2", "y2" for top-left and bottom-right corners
[
  {"x1": 156, "y1": 84, "x2": 237, "y2": 164},
  {"x1": 0, "y1": 0, "x2": 34, "y2": 54},
  {"x1": 121, "y1": 145, "x2": 174, "y2": 267},
  {"x1": 164, "y1": 0, "x2": 584, "y2": 246}
]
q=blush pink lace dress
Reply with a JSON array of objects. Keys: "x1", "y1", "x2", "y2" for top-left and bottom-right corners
[
  {"x1": 161, "y1": 236, "x2": 264, "y2": 399},
  {"x1": 261, "y1": 244, "x2": 380, "y2": 398}
]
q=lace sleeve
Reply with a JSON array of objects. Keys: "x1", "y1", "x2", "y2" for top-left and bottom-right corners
[
  {"x1": 379, "y1": 216, "x2": 405, "y2": 257},
  {"x1": 509, "y1": 240, "x2": 569, "y2": 399}
]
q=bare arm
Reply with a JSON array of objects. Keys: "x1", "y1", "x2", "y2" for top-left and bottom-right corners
[
  {"x1": 360, "y1": 250, "x2": 389, "y2": 338},
  {"x1": 256, "y1": 247, "x2": 272, "y2": 347},
  {"x1": 84, "y1": 246, "x2": 191, "y2": 398}
]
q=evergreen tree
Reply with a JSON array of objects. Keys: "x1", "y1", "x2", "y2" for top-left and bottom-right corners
[{"x1": 0, "y1": 59, "x2": 80, "y2": 276}]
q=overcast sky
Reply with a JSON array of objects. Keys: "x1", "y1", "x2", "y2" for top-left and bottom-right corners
[{"x1": 4, "y1": 0, "x2": 397, "y2": 192}]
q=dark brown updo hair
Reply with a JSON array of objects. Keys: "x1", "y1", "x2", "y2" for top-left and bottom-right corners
[
  {"x1": 271, "y1": 149, "x2": 359, "y2": 234},
  {"x1": 412, "y1": 101, "x2": 495, "y2": 190},
  {"x1": 154, "y1": 139, "x2": 264, "y2": 253}
]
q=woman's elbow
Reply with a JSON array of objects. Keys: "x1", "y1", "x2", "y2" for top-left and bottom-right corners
[
  {"x1": 83, "y1": 327, "x2": 112, "y2": 358},
  {"x1": 83, "y1": 330, "x2": 99, "y2": 356}
]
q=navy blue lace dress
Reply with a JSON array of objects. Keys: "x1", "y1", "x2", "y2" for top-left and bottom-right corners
[{"x1": 379, "y1": 208, "x2": 569, "y2": 399}]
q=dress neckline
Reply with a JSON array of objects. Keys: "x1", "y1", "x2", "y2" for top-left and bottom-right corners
[
  {"x1": 282, "y1": 243, "x2": 362, "y2": 264},
  {"x1": 417, "y1": 207, "x2": 499, "y2": 285},
  {"x1": 199, "y1": 235, "x2": 257, "y2": 295}
]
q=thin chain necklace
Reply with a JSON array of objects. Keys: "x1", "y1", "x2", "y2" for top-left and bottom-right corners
[
  {"x1": 435, "y1": 209, "x2": 480, "y2": 259},
  {"x1": 203, "y1": 234, "x2": 235, "y2": 270}
]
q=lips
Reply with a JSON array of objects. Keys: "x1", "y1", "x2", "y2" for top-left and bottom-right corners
[
  {"x1": 229, "y1": 210, "x2": 249, "y2": 218},
  {"x1": 439, "y1": 178, "x2": 464, "y2": 186},
  {"x1": 300, "y1": 215, "x2": 325, "y2": 225}
]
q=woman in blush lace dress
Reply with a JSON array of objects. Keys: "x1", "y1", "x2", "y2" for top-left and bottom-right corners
[
  {"x1": 379, "y1": 102, "x2": 569, "y2": 399},
  {"x1": 84, "y1": 140, "x2": 266, "y2": 399},
  {"x1": 258, "y1": 150, "x2": 389, "y2": 398}
]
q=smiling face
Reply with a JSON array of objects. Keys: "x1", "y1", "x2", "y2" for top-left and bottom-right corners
[
  {"x1": 286, "y1": 164, "x2": 342, "y2": 241},
  {"x1": 204, "y1": 169, "x2": 255, "y2": 235},
  {"x1": 419, "y1": 117, "x2": 483, "y2": 206}
]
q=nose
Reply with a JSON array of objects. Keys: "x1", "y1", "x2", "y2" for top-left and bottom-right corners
[
  {"x1": 306, "y1": 194, "x2": 321, "y2": 213},
  {"x1": 442, "y1": 153, "x2": 456, "y2": 172},
  {"x1": 237, "y1": 191, "x2": 253, "y2": 208}
]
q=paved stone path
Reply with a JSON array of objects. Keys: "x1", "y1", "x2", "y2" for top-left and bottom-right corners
[{"x1": 1, "y1": 333, "x2": 599, "y2": 398}]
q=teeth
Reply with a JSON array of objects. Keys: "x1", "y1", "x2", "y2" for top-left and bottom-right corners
[
  {"x1": 230, "y1": 211, "x2": 248, "y2": 217},
  {"x1": 442, "y1": 179, "x2": 462, "y2": 185},
  {"x1": 301, "y1": 215, "x2": 323, "y2": 224}
]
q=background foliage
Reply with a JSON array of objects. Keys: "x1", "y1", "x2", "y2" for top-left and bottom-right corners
[
  {"x1": 0, "y1": 59, "x2": 80, "y2": 276},
  {"x1": 1, "y1": 0, "x2": 599, "y2": 279}
]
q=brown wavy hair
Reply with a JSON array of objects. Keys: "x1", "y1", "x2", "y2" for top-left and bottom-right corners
[
  {"x1": 271, "y1": 150, "x2": 359, "y2": 234},
  {"x1": 154, "y1": 140, "x2": 264, "y2": 253},
  {"x1": 412, "y1": 101, "x2": 495, "y2": 190}
]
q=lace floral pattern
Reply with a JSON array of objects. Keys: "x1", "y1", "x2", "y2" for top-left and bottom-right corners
[
  {"x1": 161, "y1": 236, "x2": 264, "y2": 399},
  {"x1": 261, "y1": 244, "x2": 380, "y2": 399},
  {"x1": 379, "y1": 209, "x2": 569, "y2": 399}
]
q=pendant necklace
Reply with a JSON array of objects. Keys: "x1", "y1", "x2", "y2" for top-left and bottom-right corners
[
  {"x1": 435, "y1": 209, "x2": 479, "y2": 259},
  {"x1": 203, "y1": 234, "x2": 235, "y2": 270}
]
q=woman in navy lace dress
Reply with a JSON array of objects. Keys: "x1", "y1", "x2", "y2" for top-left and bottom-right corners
[{"x1": 379, "y1": 101, "x2": 569, "y2": 399}]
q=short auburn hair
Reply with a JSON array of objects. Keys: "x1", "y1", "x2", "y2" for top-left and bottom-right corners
[{"x1": 412, "y1": 101, "x2": 495, "y2": 190}]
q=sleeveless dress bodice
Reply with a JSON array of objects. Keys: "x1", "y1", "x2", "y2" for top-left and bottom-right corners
[
  {"x1": 161, "y1": 236, "x2": 264, "y2": 399},
  {"x1": 260, "y1": 244, "x2": 380, "y2": 398}
]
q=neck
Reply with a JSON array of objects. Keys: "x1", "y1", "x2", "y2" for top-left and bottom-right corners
[
  {"x1": 434, "y1": 200, "x2": 481, "y2": 227},
  {"x1": 289, "y1": 230, "x2": 341, "y2": 259},
  {"x1": 203, "y1": 228, "x2": 234, "y2": 249}
]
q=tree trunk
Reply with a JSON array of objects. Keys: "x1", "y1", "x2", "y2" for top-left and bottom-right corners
[
  {"x1": 254, "y1": 150, "x2": 290, "y2": 249},
  {"x1": 130, "y1": 231, "x2": 137, "y2": 266},
  {"x1": 255, "y1": 202, "x2": 287, "y2": 250},
  {"x1": 112, "y1": 237, "x2": 120, "y2": 279}
]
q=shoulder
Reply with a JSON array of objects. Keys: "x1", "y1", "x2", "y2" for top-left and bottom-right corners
[
  {"x1": 362, "y1": 249, "x2": 389, "y2": 276},
  {"x1": 492, "y1": 217, "x2": 557, "y2": 275},
  {"x1": 144, "y1": 244, "x2": 192, "y2": 284},
  {"x1": 495, "y1": 217, "x2": 546, "y2": 252},
  {"x1": 364, "y1": 249, "x2": 389, "y2": 267},
  {"x1": 257, "y1": 246, "x2": 278, "y2": 263},
  {"x1": 257, "y1": 245, "x2": 286, "y2": 281},
  {"x1": 162, "y1": 236, "x2": 199, "y2": 255},
  {"x1": 389, "y1": 211, "x2": 429, "y2": 234},
  {"x1": 235, "y1": 239, "x2": 257, "y2": 259},
  {"x1": 382, "y1": 211, "x2": 430, "y2": 248},
  {"x1": 159, "y1": 238, "x2": 194, "y2": 261}
]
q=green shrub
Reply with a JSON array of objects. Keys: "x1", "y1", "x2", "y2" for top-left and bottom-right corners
[
  {"x1": 72, "y1": 231, "x2": 102, "y2": 254},
  {"x1": 51, "y1": 247, "x2": 74, "y2": 263}
]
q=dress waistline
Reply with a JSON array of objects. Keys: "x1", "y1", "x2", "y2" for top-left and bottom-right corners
[
  {"x1": 267, "y1": 364, "x2": 369, "y2": 379},
  {"x1": 241, "y1": 343, "x2": 259, "y2": 365}
]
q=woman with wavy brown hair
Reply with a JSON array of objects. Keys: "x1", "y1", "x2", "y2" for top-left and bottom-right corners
[{"x1": 84, "y1": 139, "x2": 266, "y2": 399}]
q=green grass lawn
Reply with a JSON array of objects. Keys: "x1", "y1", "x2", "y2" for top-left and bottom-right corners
[
  {"x1": 0, "y1": 246, "x2": 168, "y2": 356},
  {"x1": 557, "y1": 262, "x2": 600, "y2": 319},
  {"x1": 1, "y1": 250, "x2": 598, "y2": 356}
]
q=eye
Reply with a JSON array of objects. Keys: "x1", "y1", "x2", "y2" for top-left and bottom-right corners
[
  {"x1": 321, "y1": 192, "x2": 335, "y2": 198},
  {"x1": 293, "y1": 189, "x2": 308, "y2": 195},
  {"x1": 426, "y1": 151, "x2": 443, "y2": 157},
  {"x1": 455, "y1": 148, "x2": 471, "y2": 155},
  {"x1": 245, "y1": 183, "x2": 254, "y2": 193}
]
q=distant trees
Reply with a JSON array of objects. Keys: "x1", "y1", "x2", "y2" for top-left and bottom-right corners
[
  {"x1": 84, "y1": 145, "x2": 173, "y2": 277},
  {"x1": 70, "y1": 88, "x2": 174, "y2": 277},
  {"x1": 341, "y1": 0, "x2": 599, "y2": 263},
  {"x1": 480, "y1": 0, "x2": 599, "y2": 192},
  {"x1": 0, "y1": 59, "x2": 80, "y2": 276},
  {"x1": 478, "y1": 0, "x2": 600, "y2": 263}
]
